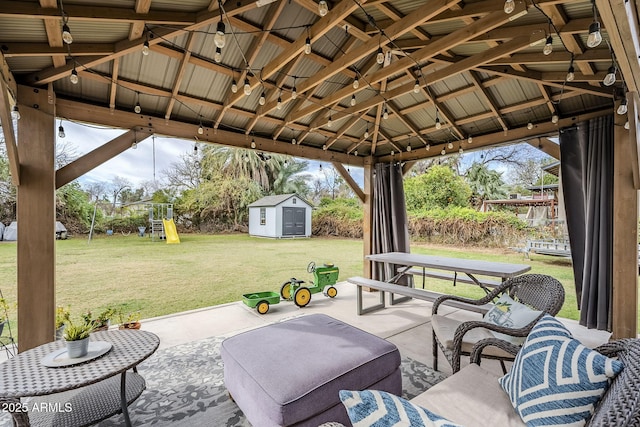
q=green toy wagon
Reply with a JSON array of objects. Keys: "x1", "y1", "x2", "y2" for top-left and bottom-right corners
[{"x1": 242, "y1": 291, "x2": 281, "y2": 315}]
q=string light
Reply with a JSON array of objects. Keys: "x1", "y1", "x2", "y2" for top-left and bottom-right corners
[
  {"x1": 350, "y1": 94, "x2": 356, "y2": 106},
  {"x1": 504, "y1": 0, "x2": 515, "y2": 14},
  {"x1": 467, "y1": 135, "x2": 473, "y2": 144},
  {"x1": 353, "y1": 76, "x2": 359, "y2": 89},
  {"x1": 624, "y1": 121, "x2": 630, "y2": 130},
  {"x1": 435, "y1": 108, "x2": 442, "y2": 129},
  {"x1": 304, "y1": 36, "x2": 311, "y2": 55},
  {"x1": 250, "y1": 138, "x2": 256, "y2": 149},
  {"x1": 551, "y1": 112, "x2": 559, "y2": 124},
  {"x1": 131, "y1": 141, "x2": 137, "y2": 149},
  {"x1": 441, "y1": 148, "x2": 446, "y2": 155},
  {"x1": 292, "y1": 77, "x2": 297, "y2": 99},
  {"x1": 231, "y1": 79, "x2": 238, "y2": 93},
  {"x1": 277, "y1": 96, "x2": 282, "y2": 110},
  {"x1": 527, "y1": 121, "x2": 533, "y2": 130},
  {"x1": 142, "y1": 39, "x2": 150, "y2": 56},
  {"x1": 376, "y1": 47, "x2": 384, "y2": 65},
  {"x1": 617, "y1": 97, "x2": 628, "y2": 115},
  {"x1": 11, "y1": 106, "x2": 20, "y2": 120},
  {"x1": 458, "y1": 145, "x2": 464, "y2": 154},
  {"x1": 383, "y1": 104, "x2": 389, "y2": 119},
  {"x1": 198, "y1": 122, "x2": 204, "y2": 135},
  {"x1": 543, "y1": 36, "x2": 553, "y2": 55},
  {"x1": 214, "y1": 21, "x2": 226, "y2": 49},
  {"x1": 447, "y1": 142, "x2": 453, "y2": 149},
  {"x1": 58, "y1": 122, "x2": 66, "y2": 138},
  {"x1": 566, "y1": 64, "x2": 575, "y2": 82},
  {"x1": 134, "y1": 92, "x2": 141, "y2": 114},
  {"x1": 364, "y1": 126, "x2": 369, "y2": 139},
  {"x1": 243, "y1": 78, "x2": 252, "y2": 96},
  {"x1": 62, "y1": 23, "x2": 73, "y2": 44},
  {"x1": 603, "y1": 66, "x2": 616, "y2": 86},
  {"x1": 413, "y1": 80, "x2": 420, "y2": 93},
  {"x1": 327, "y1": 115, "x2": 332, "y2": 127},
  {"x1": 70, "y1": 67, "x2": 79, "y2": 84},
  {"x1": 425, "y1": 144, "x2": 430, "y2": 151},
  {"x1": 323, "y1": 144, "x2": 327, "y2": 150},
  {"x1": 259, "y1": 92, "x2": 266, "y2": 106},
  {"x1": 407, "y1": 142, "x2": 411, "y2": 152},
  {"x1": 587, "y1": 22, "x2": 602, "y2": 48},
  {"x1": 318, "y1": 0, "x2": 328, "y2": 16},
  {"x1": 214, "y1": 47, "x2": 222, "y2": 63},
  {"x1": 354, "y1": 150, "x2": 358, "y2": 156}
]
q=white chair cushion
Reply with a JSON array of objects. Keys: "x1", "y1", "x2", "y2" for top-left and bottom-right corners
[{"x1": 431, "y1": 314, "x2": 513, "y2": 358}]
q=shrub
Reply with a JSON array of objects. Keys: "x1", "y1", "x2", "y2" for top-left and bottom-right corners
[
  {"x1": 312, "y1": 197, "x2": 363, "y2": 237},
  {"x1": 404, "y1": 165, "x2": 471, "y2": 211}
]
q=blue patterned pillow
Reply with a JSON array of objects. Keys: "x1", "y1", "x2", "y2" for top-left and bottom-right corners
[
  {"x1": 499, "y1": 315, "x2": 623, "y2": 426},
  {"x1": 339, "y1": 389, "x2": 462, "y2": 427}
]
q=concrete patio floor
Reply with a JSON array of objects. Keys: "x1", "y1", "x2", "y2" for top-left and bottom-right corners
[{"x1": 140, "y1": 281, "x2": 612, "y2": 377}]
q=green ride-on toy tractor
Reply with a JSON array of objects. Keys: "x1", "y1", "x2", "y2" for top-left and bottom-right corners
[{"x1": 279, "y1": 262, "x2": 340, "y2": 309}]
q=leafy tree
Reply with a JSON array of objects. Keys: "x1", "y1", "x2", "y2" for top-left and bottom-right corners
[
  {"x1": 404, "y1": 165, "x2": 471, "y2": 211},
  {"x1": 465, "y1": 162, "x2": 508, "y2": 207}
]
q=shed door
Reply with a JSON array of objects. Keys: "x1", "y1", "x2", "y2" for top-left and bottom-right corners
[{"x1": 282, "y1": 207, "x2": 305, "y2": 236}]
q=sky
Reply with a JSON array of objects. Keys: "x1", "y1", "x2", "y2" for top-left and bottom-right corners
[{"x1": 60, "y1": 120, "x2": 365, "y2": 190}]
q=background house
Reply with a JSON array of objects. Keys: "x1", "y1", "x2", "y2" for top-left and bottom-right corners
[{"x1": 248, "y1": 194, "x2": 312, "y2": 239}]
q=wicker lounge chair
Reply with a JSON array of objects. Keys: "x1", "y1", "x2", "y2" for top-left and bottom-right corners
[{"x1": 431, "y1": 273, "x2": 565, "y2": 373}]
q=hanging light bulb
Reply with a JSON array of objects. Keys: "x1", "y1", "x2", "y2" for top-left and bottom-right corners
[
  {"x1": 277, "y1": 96, "x2": 283, "y2": 110},
  {"x1": 350, "y1": 94, "x2": 356, "y2": 106},
  {"x1": 291, "y1": 138, "x2": 296, "y2": 144},
  {"x1": 319, "y1": 164, "x2": 323, "y2": 171},
  {"x1": 131, "y1": 142, "x2": 138, "y2": 149},
  {"x1": 459, "y1": 146, "x2": 464, "y2": 154},
  {"x1": 603, "y1": 66, "x2": 617, "y2": 87},
  {"x1": 354, "y1": 150, "x2": 358, "y2": 156},
  {"x1": 441, "y1": 148, "x2": 446, "y2": 156},
  {"x1": 323, "y1": 144, "x2": 327, "y2": 150},
  {"x1": 251, "y1": 139, "x2": 256, "y2": 149},
  {"x1": 304, "y1": 37, "x2": 311, "y2": 55},
  {"x1": 11, "y1": 106, "x2": 20, "y2": 120},
  {"x1": 383, "y1": 105, "x2": 389, "y2": 120},
  {"x1": 376, "y1": 47, "x2": 384, "y2": 65},
  {"x1": 414, "y1": 80, "x2": 420, "y2": 93},
  {"x1": 426, "y1": 144, "x2": 430, "y2": 151},
  {"x1": 292, "y1": 86, "x2": 297, "y2": 100},
  {"x1": 194, "y1": 144, "x2": 198, "y2": 153},
  {"x1": 214, "y1": 20, "x2": 226, "y2": 49},
  {"x1": 543, "y1": 36, "x2": 553, "y2": 55},
  {"x1": 142, "y1": 40, "x2": 150, "y2": 56},
  {"x1": 62, "y1": 23, "x2": 73, "y2": 44},
  {"x1": 70, "y1": 67, "x2": 79, "y2": 84},
  {"x1": 231, "y1": 79, "x2": 238, "y2": 93},
  {"x1": 318, "y1": 0, "x2": 328, "y2": 16},
  {"x1": 364, "y1": 127, "x2": 369, "y2": 139},
  {"x1": 435, "y1": 117, "x2": 441, "y2": 129},
  {"x1": 198, "y1": 123, "x2": 204, "y2": 135},
  {"x1": 468, "y1": 135, "x2": 473, "y2": 144},
  {"x1": 353, "y1": 77, "x2": 359, "y2": 89},
  {"x1": 327, "y1": 115, "x2": 332, "y2": 127},
  {"x1": 624, "y1": 120, "x2": 630, "y2": 130},
  {"x1": 214, "y1": 47, "x2": 222, "y2": 63},
  {"x1": 244, "y1": 78, "x2": 252, "y2": 96},
  {"x1": 552, "y1": 113, "x2": 559, "y2": 124},
  {"x1": 527, "y1": 121, "x2": 533, "y2": 130},
  {"x1": 587, "y1": 21, "x2": 602, "y2": 48},
  {"x1": 503, "y1": 0, "x2": 515, "y2": 14},
  {"x1": 134, "y1": 101, "x2": 142, "y2": 114},
  {"x1": 447, "y1": 142, "x2": 453, "y2": 149},
  {"x1": 617, "y1": 98, "x2": 628, "y2": 115},
  {"x1": 566, "y1": 65, "x2": 575, "y2": 82},
  {"x1": 58, "y1": 124, "x2": 66, "y2": 138},
  {"x1": 407, "y1": 144, "x2": 411, "y2": 152},
  {"x1": 259, "y1": 92, "x2": 266, "y2": 106}
]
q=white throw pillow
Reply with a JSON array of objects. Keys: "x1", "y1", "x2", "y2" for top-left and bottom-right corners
[{"x1": 483, "y1": 294, "x2": 541, "y2": 345}]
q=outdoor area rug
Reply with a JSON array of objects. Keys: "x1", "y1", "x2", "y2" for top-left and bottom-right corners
[{"x1": 0, "y1": 335, "x2": 447, "y2": 427}]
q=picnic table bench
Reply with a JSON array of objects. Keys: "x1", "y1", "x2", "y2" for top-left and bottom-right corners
[{"x1": 405, "y1": 268, "x2": 502, "y2": 290}]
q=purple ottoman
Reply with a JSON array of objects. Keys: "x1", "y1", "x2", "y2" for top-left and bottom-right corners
[{"x1": 221, "y1": 314, "x2": 401, "y2": 427}]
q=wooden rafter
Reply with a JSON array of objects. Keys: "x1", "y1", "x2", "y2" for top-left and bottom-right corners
[
  {"x1": 467, "y1": 70, "x2": 509, "y2": 131},
  {"x1": 39, "y1": 0, "x2": 65, "y2": 68},
  {"x1": 129, "y1": 0, "x2": 152, "y2": 41},
  {"x1": 164, "y1": 32, "x2": 197, "y2": 121},
  {"x1": 0, "y1": 77, "x2": 19, "y2": 185}
]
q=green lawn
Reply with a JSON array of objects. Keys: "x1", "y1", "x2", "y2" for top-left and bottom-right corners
[{"x1": 0, "y1": 233, "x2": 583, "y2": 339}]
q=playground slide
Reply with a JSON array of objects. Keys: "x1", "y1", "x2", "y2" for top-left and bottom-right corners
[{"x1": 162, "y1": 218, "x2": 180, "y2": 244}]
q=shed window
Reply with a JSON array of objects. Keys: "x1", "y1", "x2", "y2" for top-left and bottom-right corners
[
  {"x1": 292, "y1": 198, "x2": 297, "y2": 204},
  {"x1": 260, "y1": 208, "x2": 266, "y2": 225}
]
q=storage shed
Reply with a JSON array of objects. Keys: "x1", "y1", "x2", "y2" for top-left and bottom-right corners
[{"x1": 248, "y1": 194, "x2": 312, "y2": 238}]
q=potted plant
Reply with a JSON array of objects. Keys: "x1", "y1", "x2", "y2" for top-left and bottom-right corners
[
  {"x1": 118, "y1": 310, "x2": 141, "y2": 330},
  {"x1": 81, "y1": 307, "x2": 115, "y2": 332},
  {"x1": 55, "y1": 306, "x2": 71, "y2": 340},
  {"x1": 63, "y1": 320, "x2": 94, "y2": 358}
]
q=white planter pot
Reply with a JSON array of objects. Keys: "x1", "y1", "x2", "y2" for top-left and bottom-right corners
[{"x1": 66, "y1": 337, "x2": 89, "y2": 358}]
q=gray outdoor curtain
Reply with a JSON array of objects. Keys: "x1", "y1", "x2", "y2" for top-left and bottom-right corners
[
  {"x1": 372, "y1": 162, "x2": 410, "y2": 284},
  {"x1": 559, "y1": 115, "x2": 613, "y2": 331}
]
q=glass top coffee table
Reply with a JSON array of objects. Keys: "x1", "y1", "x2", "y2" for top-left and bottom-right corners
[{"x1": 0, "y1": 329, "x2": 159, "y2": 427}]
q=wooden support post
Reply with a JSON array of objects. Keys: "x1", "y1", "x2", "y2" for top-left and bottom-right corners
[
  {"x1": 612, "y1": 97, "x2": 638, "y2": 338},
  {"x1": 16, "y1": 86, "x2": 55, "y2": 351},
  {"x1": 363, "y1": 157, "x2": 374, "y2": 279}
]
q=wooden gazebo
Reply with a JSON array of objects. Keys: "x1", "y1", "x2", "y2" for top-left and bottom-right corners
[{"x1": 0, "y1": 0, "x2": 637, "y2": 351}]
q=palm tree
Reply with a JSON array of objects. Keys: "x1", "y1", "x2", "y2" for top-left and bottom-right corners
[{"x1": 465, "y1": 162, "x2": 507, "y2": 207}]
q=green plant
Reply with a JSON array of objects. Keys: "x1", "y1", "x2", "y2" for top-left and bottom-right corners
[
  {"x1": 81, "y1": 306, "x2": 115, "y2": 328},
  {"x1": 0, "y1": 298, "x2": 10, "y2": 323},
  {"x1": 63, "y1": 320, "x2": 94, "y2": 341},
  {"x1": 55, "y1": 306, "x2": 71, "y2": 329},
  {"x1": 118, "y1": 309, "x2": 141, "y2": 325}
]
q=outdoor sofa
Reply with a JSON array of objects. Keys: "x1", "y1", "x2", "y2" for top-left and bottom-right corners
[{"x1": 333, "y1": 315, "x2": 640, "y2": 427}]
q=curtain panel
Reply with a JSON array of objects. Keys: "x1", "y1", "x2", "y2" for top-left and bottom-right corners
[{"x1": 559, "y1": 115, "x2": 614, "y2": 331}]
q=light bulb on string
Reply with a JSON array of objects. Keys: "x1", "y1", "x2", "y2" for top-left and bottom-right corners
[
  {"x1": 304, "y1": 37, "x2": 311, "y2": 55},
  {"x1": 468, "y1": 135, "x2": 473, "y2": 144},
  {"x1": 244, "y1": 78, "x2": 252, "y2": 96},
  {"x1": 134, "y1": 100, "x2": 141, "y2": 114},
  {"x1": 503, "y1": 0, "x2": 515, "y2": 14},
  {"x1": 58, "y1": 124, "x2": 66, "y2": 138},
  {"x1": 214, "y1": 47, "x2": 222, "y2": 63},
  {"x1": 552, "y1": 113, "x2": 559, "y2": 124},
  {"x1": 214, "y1": 20, "x2": 226, "y2": 49},
  {"x1": 323, "y1": 144, "x2": 327, "y2": 150},
  {"x1": 70, "y1": 67, "x2": 79, "y2": 84},
  {"x1": 426, "y1": 144, "x2": 430, "y2": 151},
  {"x1": 587, "y1": 21, "x2": 602, "y2": 48},
  {"x1": 277, "y1": 96, "x2": 282, "y2": 110},
  {"x1": 250, "y1": 138, "x2": 256, "y2": 149},
  {"x1": 414, "y1": 80, "x2": 420, "y2": 93},
  {"x1": 617, "y1": 98, "x2": 628, "y2": 115},
  {"x1": 566, "y1": 65, "x2": 575, "y2": 82},
  {"x1": 354, "y1": 150, "x2": 358, "y2": 156},
  {"x1": 353, "y1": 77, "x2": 359, "y2": 89},
  {"x1": 407, "y1": 143, "x2": 411, "y2": 152},
  {"x1": 459, "y1": 146, "x2": 464, "y2": 154},
  {"x1": 198, "y1": 123, "x2": 204, "y2": 135},
  {"x1": 318, "y1": 0, "x2": 328, "y2": 16},
  {"x1": 292, "y1": 86, "x2": 297, "y2": 100},
  {"x1": 11, "y1": 106, "x2": 20, "y2": 120},
  {"x1": 350, "y1": 94, "x2": 356, "y2": 106},
  {"x1": 603, "y1": 66, "x2": 616, "y2": 87},
  {"x1": 625, "y1": 120, "x2": 630, "y2": 130},
  {"x1": 62, "y1": 23, "x2": 73, "y2": 44},
  {"x1": 231, "y1": 79, "x2": 238, "y2": 93},
  {"x1": 447, "y1": 142, "x2": 453, "y2": 149},
  {"x1": 543, "y1": 36, "x2": 553, "y2": 55},
  {"x1": 131, "y1": 142, "x2": 137, "y2": 149},
  {"x1": 376, "y1": 47, "x2": 384, "y2": 65},
  {"x1": 435, "y1": 117, "x2": 441, "y2": 129},
  {"x1": 383, "y1": 105, "x2": 389, "y2": 120},
  {"x1": 441, "y1": 148, "x2": 446, "y2": 156},
  {"x1": 327, "y1": 115, "x2": 332, "y2": 127},
  {"x1": 527, "y1": 121, "x2": 533, "y2": 130},
  {"x1": 364, "y1": 127, "x2": 369, "y2": 139},
  {"x1": 259, "y1": 92, "x2": 266, "y2": 106},
  {"x1": 142, "y1": 40, "x2": 150, "y2": 56}
]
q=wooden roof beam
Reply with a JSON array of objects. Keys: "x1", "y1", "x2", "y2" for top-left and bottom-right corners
[
  {"x1": 384, "y1": 102, "x2": 429, "y2": 146},
  {"x1": 108, "y1": 57, "x2": 119, "y2": 111},
  {"x1": 39, "y1": 0, "x2": 65, "y2": 68},
  {"x1": 129, "y1": 0, "x2": 152, "y2": 41},
  {"x1": 468, "y1": 70, "x2": 508, "y2": 131},
  {"x1": 333, "y1": 162, "x2": 365, "y2": 202},
  {"x1": 165, "y1": 32, "x2": 197, "y2": 121},
  {"x1": 0, "y1": 76, "x2": 19, "y2": 185}
]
